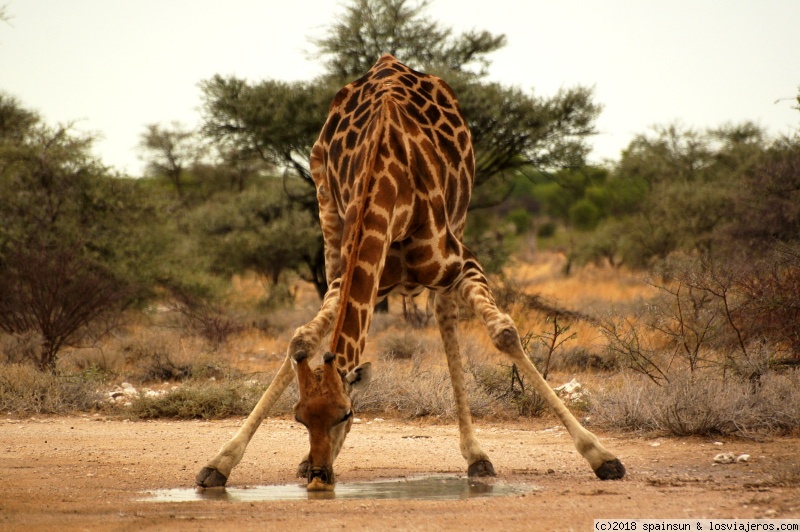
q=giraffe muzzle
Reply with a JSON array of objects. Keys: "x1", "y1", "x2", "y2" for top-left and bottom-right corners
[{"x1": 306, "y1": 467, "x2": 335, "y2": 491}]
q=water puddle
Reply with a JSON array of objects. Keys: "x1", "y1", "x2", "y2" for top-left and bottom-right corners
[{"x1": 142, "y1": 475, "x2": 539, "y2": 502}]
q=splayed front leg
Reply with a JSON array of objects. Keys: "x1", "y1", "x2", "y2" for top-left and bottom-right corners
[
  {"x1": 196, "y1": 356, "x2": 295, "y2": 488},
  {"x1": 196, "y1": 288, "x2": 341, "y2": 488}
]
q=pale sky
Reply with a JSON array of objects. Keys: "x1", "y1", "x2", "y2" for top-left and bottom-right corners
[{"x1": 2, "y1": 0, "x2": 799, "y2": 175}]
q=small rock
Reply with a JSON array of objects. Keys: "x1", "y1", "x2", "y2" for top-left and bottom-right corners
[
  {"x1": 736, "y1": 454, "x2": 750, "y2": 463},
  {"x1": 713, "y1": 441, "x2": 724, "y2": 446},
  {"x1": 713, "y1": 452, "x2": 736, "y2": 464}
]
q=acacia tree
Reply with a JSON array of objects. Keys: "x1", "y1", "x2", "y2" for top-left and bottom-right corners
[
  {"x1": 139, "y1": 122, "x2": 203, "y2": 200},
  {"x1": 0, "y1": 97, "x2": 155, "y2": 370}
]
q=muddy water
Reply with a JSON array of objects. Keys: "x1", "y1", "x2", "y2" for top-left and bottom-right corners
[{"x1": 143, "y1": 475, "x2": 539, "y2": 502}]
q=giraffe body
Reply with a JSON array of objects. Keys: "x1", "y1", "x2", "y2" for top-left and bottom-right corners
[{"x1": 196, "y1": 55, "x2": 625, "y2": 491}]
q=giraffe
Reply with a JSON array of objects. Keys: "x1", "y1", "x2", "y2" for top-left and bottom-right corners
[{"x1": 195, "y1": 54, "x2": 626, "y2": 491}]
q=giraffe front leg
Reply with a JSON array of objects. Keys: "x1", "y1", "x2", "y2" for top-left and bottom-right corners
[
  {"x1": 196, "y1": 355, "x2": 295, "y2": 487},
  {"x1": 456, "y1": 263, "x2": 625, "y2": 480},
  {"x1": 434, "y1": 293, "x2": 495, "y2": 477},
  {"x1": 196, "y1": 286, "x2": 341, "y2": 488}
]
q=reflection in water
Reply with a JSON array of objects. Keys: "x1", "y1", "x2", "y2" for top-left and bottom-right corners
[{"x1": 143, "y1": 476, "x2": 538, "y2": 503}]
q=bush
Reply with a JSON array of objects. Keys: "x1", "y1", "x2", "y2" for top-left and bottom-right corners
[
  {"x1": 377, "y1": 330, "x2": 425, "y2": 360},
  {"x1": 471, "y1": 362, "x2": 546, "y2": 417},
  {"x1": 126, "y1": 381, "x2": 264, "y2": 419},
  {"x1": 0, "y1": 364, "x2": 103, "y2": 415},
  {"x1": 591, "y1": 369, "x2": 800, "y2": 436}
]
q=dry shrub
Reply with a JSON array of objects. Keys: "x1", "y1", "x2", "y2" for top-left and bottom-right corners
[
  {"x1": 352, "y1": 354, "x2": 503, "y2": 419},
  {"x1": 0, "y1": 331, "x2": 41, "y2": 365},
  {"x1": 116, "y1": 330, "x2": 228, "y2": 383},
  {"x1": 591, "y1": 369, "x2": 800, "y2": 436},
  {"x1": 376, "y1": 329, "x2": 426, "y2": 360},
  {"x1": 126, "y1": 380, "x2": 263, "y2": 419},
  {"x1": 168, "y1": 293, "x2": 244, "y2": 347},
  {"x1": 0, "y1": 364, "x2": 102, "y2": 415},
  {"x1": 470, "y1": 362, "x2": 547, "y2": 417}
]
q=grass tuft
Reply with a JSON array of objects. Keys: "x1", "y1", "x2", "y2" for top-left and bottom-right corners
[{"x1": 0, "y1": 364, "x2": 104, "y2": 415}]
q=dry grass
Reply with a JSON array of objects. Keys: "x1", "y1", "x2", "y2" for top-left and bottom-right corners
[
  {"x1": 590, "y1": 369, "x2": 800, "y2": 436},
  {"x1": 2, "y1": 251, "x2": 798, "y2": 438},
  {"x1": 0, "y1": 364, "x2": 104, "y2": 415}
]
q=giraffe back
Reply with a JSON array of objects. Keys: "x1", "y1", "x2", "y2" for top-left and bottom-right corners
[{"x1": 310, "y1": 54, "x2": 476, "y2": 369}]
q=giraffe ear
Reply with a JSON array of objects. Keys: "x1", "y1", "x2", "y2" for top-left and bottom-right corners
[{"x1": 344, "y1": 362, "x2": 372, "y2": 390}]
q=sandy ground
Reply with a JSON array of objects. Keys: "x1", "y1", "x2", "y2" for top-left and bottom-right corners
[{"x1": 2, "y1": 415, "x2": 799, "y2": 531}]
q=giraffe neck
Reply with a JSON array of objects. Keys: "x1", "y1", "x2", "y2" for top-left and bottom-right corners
[{"x1": 328, "y1": 98, "x2": 393, "y2": 372}]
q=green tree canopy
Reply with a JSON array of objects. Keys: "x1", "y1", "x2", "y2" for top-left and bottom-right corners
[{"x1": 0, "y1": 97, "x2": 172, "y2": 368}]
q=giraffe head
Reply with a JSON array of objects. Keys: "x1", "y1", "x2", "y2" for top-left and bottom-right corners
[{"x1": 291, "y1": 350, "x2": 372, "y2": 491}]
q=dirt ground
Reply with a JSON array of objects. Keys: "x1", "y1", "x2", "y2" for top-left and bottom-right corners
[{"x1": 3, "y1": 415, "x2": 799, "y2": 531}]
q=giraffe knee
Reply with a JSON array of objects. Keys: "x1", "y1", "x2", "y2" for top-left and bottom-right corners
[{"x1": 491, "y1": 326, "x2": 520, "y2": 353}]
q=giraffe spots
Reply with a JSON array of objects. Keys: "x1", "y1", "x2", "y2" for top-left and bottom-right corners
[
  {"x1": 316, "y1": 54, "x2": 480, "y2": 371},
  {"x1": 387, "y1": 125, "x2": 409, "y2": 166},
  {"x1": 409, "y1": 142, "x2": 435, "y2": 192},
  {"x1": 435, "y1": 131, "x2": 461, "y2": 169},
  {"x1": 381, "y1": 254, "x2": 403, "y2": 286},
  {"x1": 409, "y1": 91, "x2": 427, "y2": 111},
  {"x1": 419, "y1": 80, "x2": 434, "y2": 95},
  {"x1": 358, "y1": 234, "x2": 386, "y2": 269},
  {"x1": 443, "y1": 111, "x2": 463, "y2": 129},
  {"x1": 410, "y1": 261, "x2": 442, "y2": 286},
  {"x1": 372, "y1": 176, "x2": 397, "y2": 211},
  {"x1": 345, "y1": 129, "x2": 359, "y2": 150},
  {"x1": 464, "y1": 150, "x2": 475, "y2": 179},
  {"x1": 439, "y1": 122, "x2": 454, "y2": 137},
  {"x1": 390, "y1": 210, "x2": 410, "y2": 239},
  {"x1": 340, "y1": 153, "x2": 353, "y2": 180},
  {"x1": 331, "y1": 87, "x2": 349, "y2": 108},
  {"x1": 344, "y1": 91, "x2": 360, "y2": 114},
  {"x1": 429, "y1": 195, "x2": 447, "y2": 229},
  {"x1": 404, "y1": 100, "x2": 428, "y2": 126},
  {"x1": 457, "y1": 130, "x2": 469, "y2": 151},
  {"x1": 341, "y1": 304, "x2": 361, "y2": 344},
  {"x1": 406, "y1": 244, "x2": 434, "y2": 267},
  {"x1": 322, "y1": 112, "x2": 342, "y2": 143},
  {"x1": 395, "y1": 109, "x2": 420, "y2": 138},
  {"x1": 329, "y1": 138, "x2": 344, "y2": 167},
  {"x1": 438, "y1": 82, "x2": 458, "y2": 104},
  {"x1": 398, "y1": 73, "x2": 417, "y2": 87},
  {"x1": 439, "y1": 261, "x2": 463, "y2": 288},
  {"x1": 350, "y1": 266, "x2": 375, "y2": 307},
  {"x1": 424, "y1": 104, "x2": 441, "y2": 125},
  {"x1": 387, "y1": 160, "x2": 406, "y2": 185},
  {"x1": 373, "y1": 68, "x2": 396, "y2": 79},
  {"x1": 435, "y1": 89, "x2": 453, "y2": 109}
]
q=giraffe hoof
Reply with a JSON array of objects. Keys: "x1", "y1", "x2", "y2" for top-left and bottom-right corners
[
  {"x1": 468, "y1": 459, "x2": 496, "y2": 477},
  {"x1": 297, "y1": 460, "x2": 310, "y2": 478},
  {"x1": 594, "y1": 458, "x2": 626, "y2": 480},
  {"x1": 195, "y1": 466, "x2": 228, "y2": 488}
]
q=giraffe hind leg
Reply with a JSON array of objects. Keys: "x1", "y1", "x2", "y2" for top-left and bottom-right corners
[
  {"x1": 455, "y1": 262, "x2": 625, "y2": 480},
  {"x1": 434, "y1": 292, "x2": 495, "y2": 477}
]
